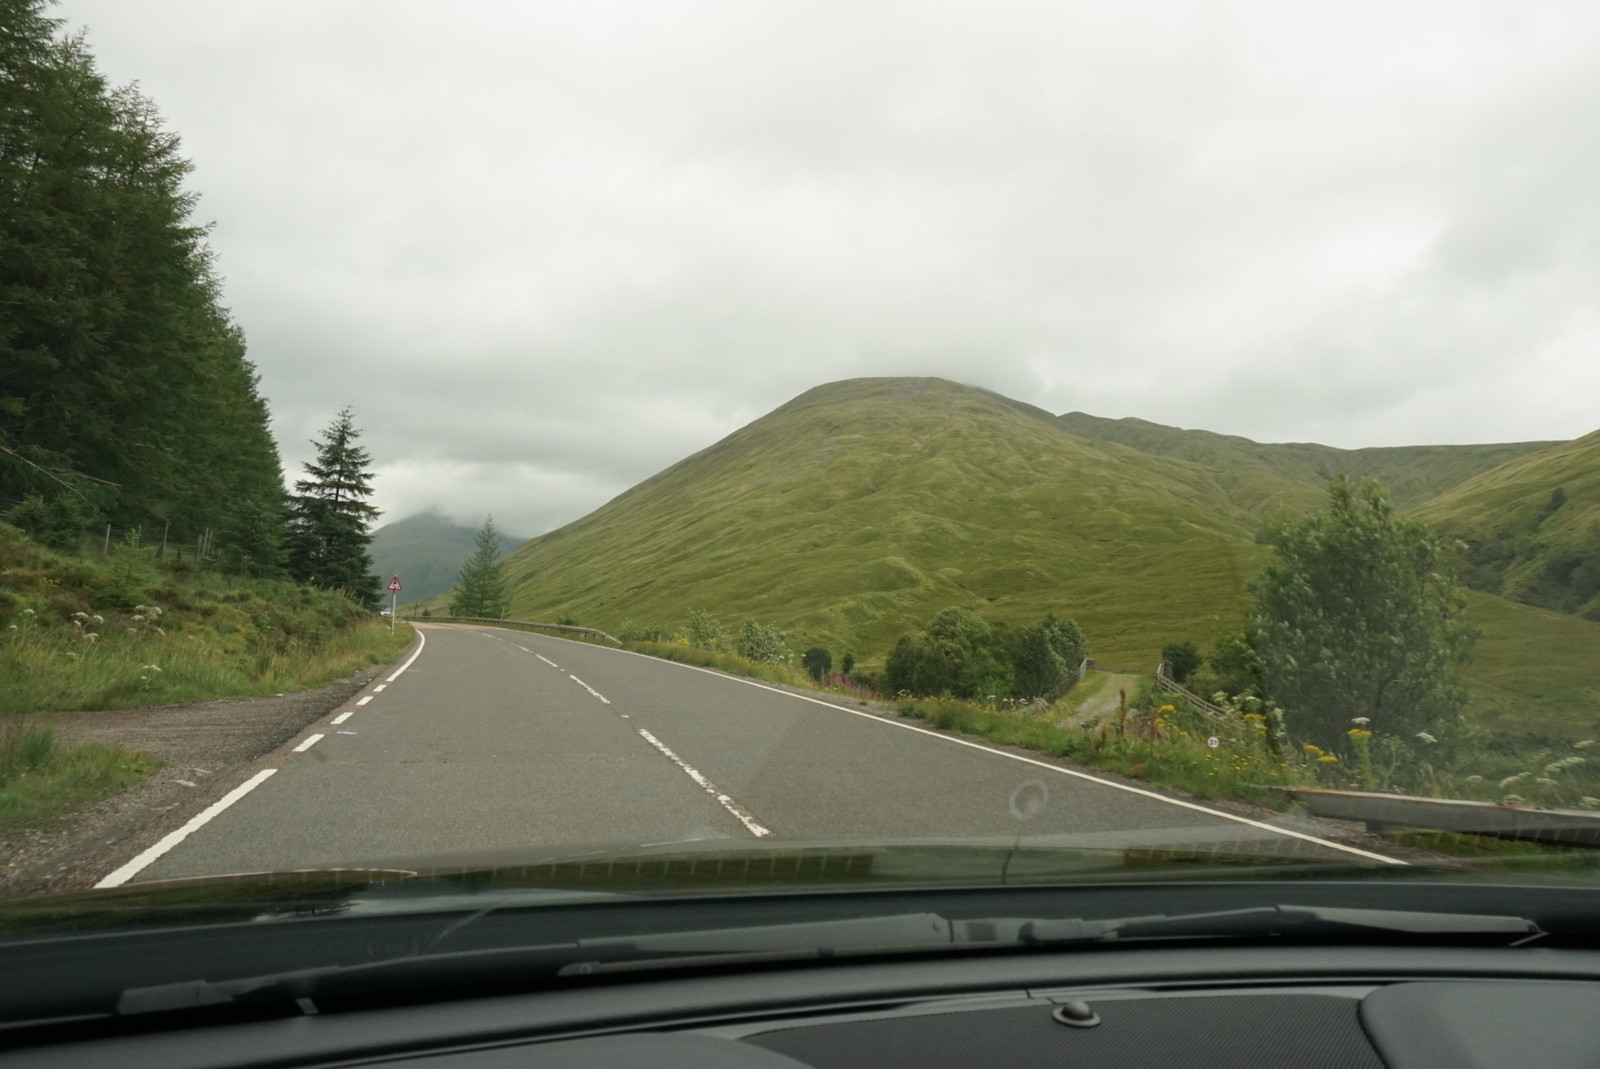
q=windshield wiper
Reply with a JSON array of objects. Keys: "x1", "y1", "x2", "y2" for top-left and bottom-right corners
[{"x1": 115, "y1": 904, "x2": 1539, "y2": 1014}]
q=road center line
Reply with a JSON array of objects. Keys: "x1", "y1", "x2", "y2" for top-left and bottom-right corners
[
  {"x1": 569, "y1": 675, "x2": 611, "y2": 704},
  {"x1": 95, "y1": 770, "x2": 279, "y2": 888},
  {"x1": 536, "y1": 654, "x2": 559, "y2": 668},
  {"x1": 331, "y1": 711, "x2": 353, "y2": 725},
  {"x1": 635, "y1": 729, "x2": 772, "y2": 838},
  {"x1": 292, "y1": 734, "x2": 325, "y2": 753}
]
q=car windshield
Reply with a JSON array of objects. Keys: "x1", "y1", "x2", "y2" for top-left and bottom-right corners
[{"x1": 2, "y1": 0, "x2": 1599, "y2": 991}]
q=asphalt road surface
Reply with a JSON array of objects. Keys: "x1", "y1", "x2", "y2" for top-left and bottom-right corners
[{"x1": 121, "y1": 624, "x2": 1395, "y2": 883}]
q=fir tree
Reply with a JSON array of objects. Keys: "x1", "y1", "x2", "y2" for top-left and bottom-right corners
[
  {"x1": 450, "y1": 517, "x2": 510, "y2": 618},
  {"x1": 286, "y1": 408, "x2": 380, "y2": 606},
  {"x1": 0, "y1": 1, "x2": 288, "y2": 562}
]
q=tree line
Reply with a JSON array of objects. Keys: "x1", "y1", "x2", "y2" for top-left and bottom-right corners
[{"x1": 0, "y1": 2, "x2": 382, "y2": 606}]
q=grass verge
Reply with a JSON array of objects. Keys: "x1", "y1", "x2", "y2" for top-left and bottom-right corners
[
  {"x1": 1, "y1": 525, "x2": 411, "y2": 714},
  {"x1": 0, "y1": 721, "x2": 159, "y2": 830}
]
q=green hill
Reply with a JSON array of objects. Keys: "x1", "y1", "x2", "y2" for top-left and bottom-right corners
[
  {"x1": 372, "y1": 511, "x2": 521, "y2": 606},
  {"x1": 429, "y1": 378, "x2": 1268, "y2": 666},
  {"x1": 416, "y1": 377, "x2": 1600, "y2": 740},
  {"x1": 1415, "y1": 430, "x2": 1600, "y2": 620},
  {"x1": 1055, "y1": 411, "x2": 1556, "y2": 513}
]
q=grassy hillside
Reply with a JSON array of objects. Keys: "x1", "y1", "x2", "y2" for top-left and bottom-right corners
[
  {"x1": 1055, "y1": 411, "x2": 1557, "y2": 513},
  {"x1": 1460, "y1": 590, "x2": 1600, "y2": 739},
  {"x1": 373, "y1": 511, "x2": 522, "y2": 606},
  {"x1": 416, "y1": 376, "x2": 1598, "y2": 747},
  {"x1": 0, "y1": 525, "x2": 408, "y2": 714},
  {"x1": 429, "y1": 378, "x2": 1265, "y2": 666},
  {"x1": 1415, "y1": 430, "x2": 1600, "y2": 620}
]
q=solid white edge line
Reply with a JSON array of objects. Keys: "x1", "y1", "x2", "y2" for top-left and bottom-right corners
[
  {"x1": 95, "y1": 769, "x2": 279, "y2": 888},
  {"x1": 601, "y1": 647, "x2": 1406, "y2": 866},
  {"x1": 463, "y1": 623, "x2": 1401, "y2": 865},
  {"x1": 331, "y1": 711, "x2": 353, "y2": 725},
  {"x1": 636, "y1": 729, "x2": 772, "y2": 838},
  {"x1": 293, "y1": 734, "x2": 325, "y2": 752},
  {"x1": 356, "y1": 696, "x2": 372, "y2": 706},
  {"x1": 385, "y1": 628, "x2": 428, "y2": 682}
]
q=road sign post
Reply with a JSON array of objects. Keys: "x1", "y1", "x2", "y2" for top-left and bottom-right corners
[{"x1": 386, "y1": 576, "x2": 402, "y2": 630}]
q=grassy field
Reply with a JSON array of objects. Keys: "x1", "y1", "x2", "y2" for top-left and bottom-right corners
[
  {"x1": 1456, "y1": 590, "x2": 1600, "y2": 739},
  {"x1": 0, "y1": 524, "x2": 409, "y2": 714}
]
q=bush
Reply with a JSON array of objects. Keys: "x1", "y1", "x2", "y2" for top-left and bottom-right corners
[
  {"x1": 840, "y1": 651, "x2": 855, "y2": 676},
  {"x1": 802, "y1": 646, "x2": 832, "y2": 681},
  {"x1": 685, "y1": 609, "x2": 722, "y2": 648},
  {"x1": 735, "y1": 620, "x2": 790, "y2": 664},
  {"x1": 1161, "y1": 640, "x2": 1203, "y2": 684}
]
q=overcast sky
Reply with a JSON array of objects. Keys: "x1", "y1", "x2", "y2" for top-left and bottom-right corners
[{"x1": 61, "y1": 0, "x2": 1600, "y2": 536}]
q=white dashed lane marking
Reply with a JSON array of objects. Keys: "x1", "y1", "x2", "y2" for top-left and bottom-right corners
[
  {"x1": 635, "y1": 729, "x2": 771, "y2": 838},
  {"x1": 331, "y1": 711, "x2": 353, "y2": 725},
  {"x1": 569, "y1": 675, "x2": 611, "y2": 704},
  {"x1": 292, "y1": 734, "x2": 325, "y2": 753},
  {"x1": 356, "y1": 696, "x2": 372, "y2": 706},
  {"x1": 536, "y1": 654, "x2": 559, "y2": 668}
]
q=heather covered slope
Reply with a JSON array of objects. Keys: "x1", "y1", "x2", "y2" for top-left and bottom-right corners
[
  {"x1": 1055, "y1": 410, "x2": 1557, "y2": 513},
  {"x1": 1416, "y1": 429, "x2": 1600, "y2": 620},
  {"x1": 458, "y1": 378, "x2": 1266, "y2": 666}
]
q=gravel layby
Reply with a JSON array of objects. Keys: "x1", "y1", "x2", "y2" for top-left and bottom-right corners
[{"x1": 0, "y1": 633, "x2": 421, "y2": 898}]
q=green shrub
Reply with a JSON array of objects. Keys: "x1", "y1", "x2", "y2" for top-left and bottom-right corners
[
  {"x1": 802, "y1": 646, "x2": 832, "y2": 681},
  {"x1": 735, "y1": 620, "x2": 790, "y2": 664}
]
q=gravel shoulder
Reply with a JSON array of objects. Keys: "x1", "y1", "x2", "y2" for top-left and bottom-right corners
[{"x1": 0, "y1": 633, "x2": 420, "y2": 898}]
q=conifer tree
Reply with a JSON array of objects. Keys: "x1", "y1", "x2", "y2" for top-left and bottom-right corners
[
  {"x1": 0, "y1": 1, "x2": 287, "y2": 562},
  {"x1": 286, "y1": 409, "x2": 380, "y2": 606},
  {"x1": 450, "y1": 517, "x2": 510, "y2": 618}
]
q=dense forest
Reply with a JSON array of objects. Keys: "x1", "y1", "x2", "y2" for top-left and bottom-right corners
[{"x1": 0, "y1": 0, "x2": 287, "y2": 574}]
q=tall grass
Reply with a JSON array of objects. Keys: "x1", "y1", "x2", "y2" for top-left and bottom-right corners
[{"x1": 0, "y1": 526, "x2": 410, "y2": 714}]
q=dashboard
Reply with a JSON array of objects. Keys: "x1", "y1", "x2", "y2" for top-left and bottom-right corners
[{"x1": 7, "y1": 944, "x2": 1600, "y2": 1068}]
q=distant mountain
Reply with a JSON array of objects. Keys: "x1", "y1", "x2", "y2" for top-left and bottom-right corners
[
  {"x1": 1054, "y1": 411, "x2": 1558, "y2": 513},
  {"x1": 429, "y1": 377, "x2": 1278, "y2": 665},
  {"x1": 371, "y1": 511, "x2": 522, "y2": 605},
  {"x1": 1416, "y1": 429, "x2": 1600, "y2": 620}
]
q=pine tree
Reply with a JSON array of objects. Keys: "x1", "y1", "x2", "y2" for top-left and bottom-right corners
[
  {"x1": 450, "y1": 517, "x2": 510, "y2": 618},
  {"x1": 286, "y1": 408, "x2": 380, "y2": 606},
  {"x1": 0, "y1": 1, "x2": 288, "y2": 560}
]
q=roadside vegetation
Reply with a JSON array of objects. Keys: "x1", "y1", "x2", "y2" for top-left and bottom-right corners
[
  {"x1": 0, "y1": 525, "x2": 408, "y2": 714},
  {"x1": 0, "y1": 523, "x2": 408, "y2": 830},
  {"x1": 595, "y1": 477, "x2": 1600, "y2": 847}
]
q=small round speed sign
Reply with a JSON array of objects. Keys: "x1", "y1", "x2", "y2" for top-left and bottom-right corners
[{"x1": 1206, "y1": 735, "x2": 1221, "y2": 749}]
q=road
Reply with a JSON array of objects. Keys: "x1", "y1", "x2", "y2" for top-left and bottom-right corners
[{"x1": 113, "y1": 624, "x2": 1396, "y2": 883}]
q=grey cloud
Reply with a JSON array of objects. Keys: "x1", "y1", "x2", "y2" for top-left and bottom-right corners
[{"x1": 63, "y1": 0, "x2": 1600, "y2": 531}]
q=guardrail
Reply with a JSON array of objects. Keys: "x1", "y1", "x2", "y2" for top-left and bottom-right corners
[
  {"x1": 406, "y1": 616, "x2": 622, "y2": 646},
  {"x1": 1276, "y1": 787, "x2": 1600, "y2": 847}
]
